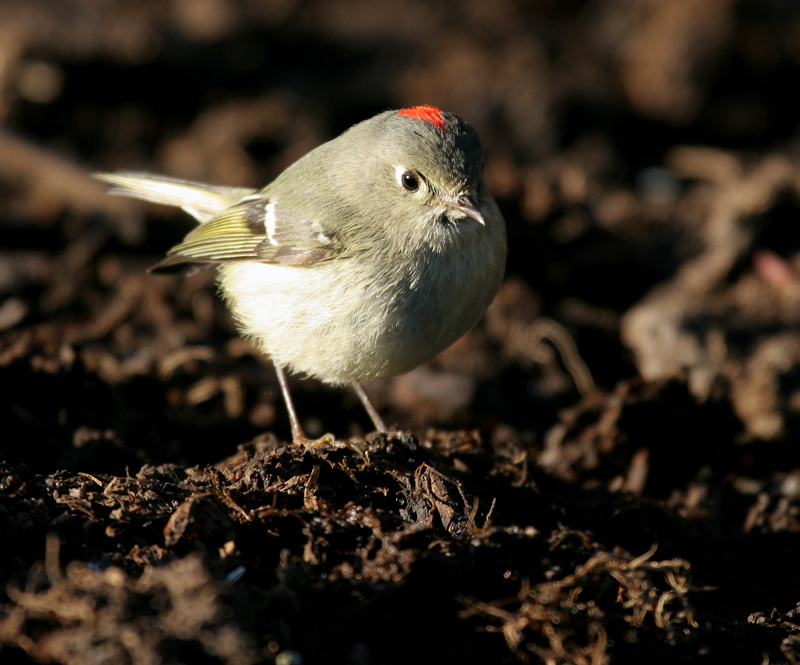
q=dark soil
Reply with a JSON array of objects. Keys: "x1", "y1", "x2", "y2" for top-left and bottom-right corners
[{"x1": 3, "y1": 1, "x2": 800, "y2": 663}]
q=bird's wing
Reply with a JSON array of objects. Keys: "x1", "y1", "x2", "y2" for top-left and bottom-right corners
[
  {"x1": 95, "y1": 172, "x2": 257, "y2": 223},
  {"x1": 150, "y1": 196, "x2": 341, "y2": 271}
]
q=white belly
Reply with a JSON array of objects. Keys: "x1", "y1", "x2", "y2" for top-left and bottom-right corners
[{"x1": 218, "y1": 252, "x2": 499, "y2": 385}]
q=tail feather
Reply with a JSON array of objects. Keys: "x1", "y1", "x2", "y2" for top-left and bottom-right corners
[{"x1": 94, "y1": 172, "x2": 257, "y2": 223}]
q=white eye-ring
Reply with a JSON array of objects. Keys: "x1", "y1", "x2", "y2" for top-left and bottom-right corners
[{"x1": 395, "y1": 165, "x2": 420, "y2": 192}]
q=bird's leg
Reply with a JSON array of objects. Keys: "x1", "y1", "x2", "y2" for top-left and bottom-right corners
[
  {"x1": 274, "y1": 363, "x2": 333, "y2": 445},
  {"x1": 353, "y1": 382, "x2": 387, "y2": 433}
]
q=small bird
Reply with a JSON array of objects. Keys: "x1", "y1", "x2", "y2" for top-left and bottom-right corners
[{"x1": 98, "y1": 105, "x2": 506, "y2": 444}]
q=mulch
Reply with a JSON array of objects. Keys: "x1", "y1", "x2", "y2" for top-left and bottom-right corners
[{"x1": 2, "y1": 1, "x2": 800, "y2": 663}]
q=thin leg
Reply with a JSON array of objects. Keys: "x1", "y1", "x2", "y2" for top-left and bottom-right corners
[
  {"x1": 275, "y1": 363, "x2": 307, "y2": 443},
  {"x1": 275, "y1": 364, "x2": 334, "y2": 445},
  {"x1": 353, "y1": 382, "x2": 387, "y2": 432}
]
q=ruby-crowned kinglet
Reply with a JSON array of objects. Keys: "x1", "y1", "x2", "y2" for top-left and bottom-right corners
[{"x1": 97, "y1": 106, "x2": 507, "y2": 444}]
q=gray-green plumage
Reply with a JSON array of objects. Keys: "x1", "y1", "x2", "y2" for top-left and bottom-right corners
[{"x1": 97, "y1": 107, "x2": 506, "y2": 437}]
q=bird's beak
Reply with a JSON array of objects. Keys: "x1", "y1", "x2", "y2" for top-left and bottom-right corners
[{"x1": 438, "y1": 194, "x2": 485, "y2": 226}]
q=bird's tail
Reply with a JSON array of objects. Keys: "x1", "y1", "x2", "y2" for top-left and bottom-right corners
[{"x1": 95, "y1": 172, "x2": 257, "y2": 224}]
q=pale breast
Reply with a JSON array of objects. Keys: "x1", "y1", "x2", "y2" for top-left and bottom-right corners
[{"x1": 219, "y1": 253, "x2": 493, "y2": 383}]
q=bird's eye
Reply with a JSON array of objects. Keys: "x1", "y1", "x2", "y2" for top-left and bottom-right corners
[{"x1": 401, "y1": 172, "x2": 420, "y2": 192}]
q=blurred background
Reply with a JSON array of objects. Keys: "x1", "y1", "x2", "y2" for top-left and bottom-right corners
[{"x1": 4, "y1": 0, "x2": 800, "y2": 473}]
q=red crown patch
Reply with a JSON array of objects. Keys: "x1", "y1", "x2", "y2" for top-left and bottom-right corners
[{"x1": 398, "y1": 105, "x2": 446, "y2": 130}]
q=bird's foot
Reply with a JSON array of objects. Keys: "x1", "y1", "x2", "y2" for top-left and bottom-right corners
[{"x1": 292, "y1": 432, "x2": 336, "y2": 447}]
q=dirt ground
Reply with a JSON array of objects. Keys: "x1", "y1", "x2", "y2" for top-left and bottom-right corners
[{"x1": 3, "y1": 1, "x2": 800, "y2": 663}]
